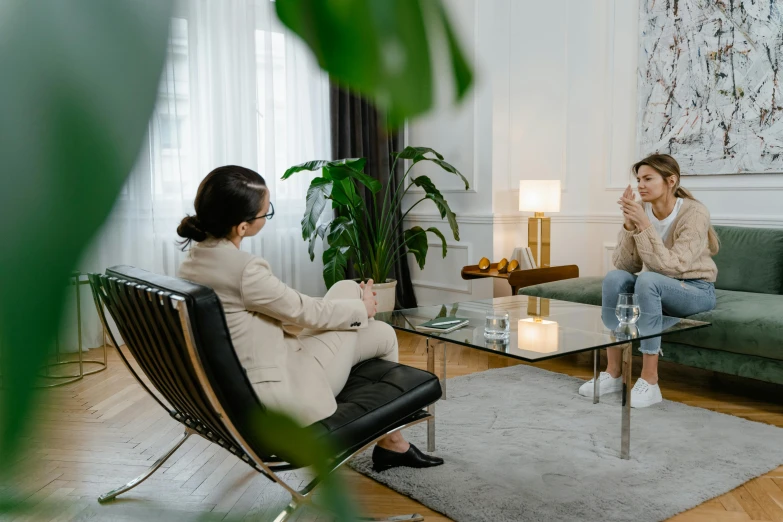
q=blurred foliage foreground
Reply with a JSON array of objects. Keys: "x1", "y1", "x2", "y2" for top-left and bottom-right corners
[{"x1": 0, "y1": 0, "x2": 472, "y2": 519}]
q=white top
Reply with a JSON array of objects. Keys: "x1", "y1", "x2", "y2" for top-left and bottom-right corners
[{"x1": 644, "y1": 198, "x2": 684, "y2": 242}]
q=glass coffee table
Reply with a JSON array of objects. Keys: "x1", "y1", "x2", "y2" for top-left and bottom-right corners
[{"x1": 376, "y1": 296, "x2": 710, "y2": 459}]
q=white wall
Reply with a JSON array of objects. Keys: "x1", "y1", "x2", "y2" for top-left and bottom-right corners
[{"x1": 404, "y1": 0, "x2": 783, "y2": 307}]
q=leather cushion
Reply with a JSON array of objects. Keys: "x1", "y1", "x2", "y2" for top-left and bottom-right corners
[{"x1": 310, "y1": 359, "x2": 442, "y2": 454}]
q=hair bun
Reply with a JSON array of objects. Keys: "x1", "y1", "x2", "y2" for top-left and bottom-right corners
[{"x1": 177, "y1": 215, "x2": 208, "y2": 243}]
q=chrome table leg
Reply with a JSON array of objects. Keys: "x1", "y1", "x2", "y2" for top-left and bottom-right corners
[
  {"x1": 621, "y1": 342, "x2": 634, "y2": 459},
  {"x1": 593, "y1": 348, "x2": 600, "y2": 404},
  {"x1": 426, "y1": 338, "x2": 436, "y2": 452},
  {"x1": 441, "y1": 340, "x2": 447, "y2": 399}
]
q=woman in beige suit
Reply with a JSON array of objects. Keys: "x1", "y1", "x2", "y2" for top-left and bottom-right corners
[{"x1": 177, "y1": 165, "x2": 442, "y2": 472}]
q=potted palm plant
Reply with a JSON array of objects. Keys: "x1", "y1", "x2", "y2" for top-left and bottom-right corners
[{"x1": 282, "y1": 146, "x2": 468, "y2": 312}]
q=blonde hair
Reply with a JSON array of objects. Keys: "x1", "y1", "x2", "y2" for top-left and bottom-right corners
[{"x1": 632, "y1": 154, "x2": 719, "y2": 255}]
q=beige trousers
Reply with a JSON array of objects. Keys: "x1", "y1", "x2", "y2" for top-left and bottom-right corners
[{"x1": 299, "y1": 280, "x2": 399, "y2": 396}]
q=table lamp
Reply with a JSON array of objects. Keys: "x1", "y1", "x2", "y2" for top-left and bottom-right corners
[
  {"x1": 519, "y1": 180, "x2": 561, "y2": 268},
  {"x1": 517, "y1": 318, "x2": 559, "y2": 353}
]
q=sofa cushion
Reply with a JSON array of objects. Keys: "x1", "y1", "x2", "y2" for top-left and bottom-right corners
[
  {"x1": 520, "y1": 276, "x2": 603, "y2": 306},
  {"x1": 522, "y1": 278, "x2": 783, "y2": 362},
  {"x1": 712, "y1": 225, "x2": 783, "y2": 295},
  {"x1": 666, "y1": 289, "x2": 783, "y2": 361}
]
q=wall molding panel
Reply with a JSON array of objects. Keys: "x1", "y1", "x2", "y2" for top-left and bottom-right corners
[
  {"x1": 409, "y1": 242, "x2": 473, "y2": 294},
  {"x1": 603, "y1": 242, "x2": 617, "y2": 275}
]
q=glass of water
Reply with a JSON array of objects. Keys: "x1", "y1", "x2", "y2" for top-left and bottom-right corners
[
  {"x1": 615, "y1": 293, "x2": 640, "y2": 324},
  {"x1": 484, "y1": 310, "x2": 510, "y2": 340}
]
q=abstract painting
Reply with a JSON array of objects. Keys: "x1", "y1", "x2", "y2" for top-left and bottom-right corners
[{"x1": 637, "y1": 0, "x2": 783, "y2": 174}]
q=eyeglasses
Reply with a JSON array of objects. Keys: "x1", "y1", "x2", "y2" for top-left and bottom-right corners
[{"x1": 248, "y1": 201, "x2": 274, "y2": 222}]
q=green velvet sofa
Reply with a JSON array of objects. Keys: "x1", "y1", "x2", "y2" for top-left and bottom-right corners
[{"x1": 520, "y1": 225, "x2": 783, "y2": 385}]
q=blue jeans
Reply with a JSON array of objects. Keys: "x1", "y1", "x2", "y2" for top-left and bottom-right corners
[{"x1": 602, "y1": 270, "x2": 716, "y2": 355}]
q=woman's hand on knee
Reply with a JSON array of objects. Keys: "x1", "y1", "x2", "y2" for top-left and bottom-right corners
[{"x1": 361, "y1": 279, "x2": 378, "y2": 318}]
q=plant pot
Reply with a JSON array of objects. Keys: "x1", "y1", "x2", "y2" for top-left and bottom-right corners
[{"x1": 372, "y1": 279, "x2": 397, "y2": 313}]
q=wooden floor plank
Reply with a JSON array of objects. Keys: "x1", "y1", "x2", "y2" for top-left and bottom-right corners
[{"x1": 5, "y1": 341, "x2": 783, "y2": 521}]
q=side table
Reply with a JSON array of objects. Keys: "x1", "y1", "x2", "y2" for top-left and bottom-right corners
[
  {"x1": 36, "y1": 271, "x2": 109, "y2": 388},
  {"x1": 460, "y1": 263, "x2": 580, "y2": 295}
]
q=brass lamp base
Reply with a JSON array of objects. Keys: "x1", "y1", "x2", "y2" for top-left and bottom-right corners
[
  {"x1": 528, "y1": 212, "x2": 551, "y2": 268},
  {"x1": 527, "y1": 296, "x2": 550, "y2": 317}
]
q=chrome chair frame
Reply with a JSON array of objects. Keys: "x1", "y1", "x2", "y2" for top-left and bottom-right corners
[{"x1": 90, "y1": 272, "x2": 433, "y2": 522}]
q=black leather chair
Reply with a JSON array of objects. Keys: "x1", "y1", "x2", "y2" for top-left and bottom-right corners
[{"x1": 89, "y1": 266, "x2": 442, "y2": 521}]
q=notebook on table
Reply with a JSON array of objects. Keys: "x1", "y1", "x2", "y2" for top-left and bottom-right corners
[{"x1": 415, "y1": 316, "x2": 470, "y2": 333}]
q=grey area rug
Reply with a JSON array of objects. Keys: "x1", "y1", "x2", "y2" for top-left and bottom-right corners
[{"x1": 351, "y1": 364, "x2": 783, "y2": 522}]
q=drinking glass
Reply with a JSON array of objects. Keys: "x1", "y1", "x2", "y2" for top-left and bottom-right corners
[
  {"x1": 484, "y1": 310, "x2": 510, "y2": 340},
  {"x1": 615, "y1": 293, "x2": 640, "y2": 324}
]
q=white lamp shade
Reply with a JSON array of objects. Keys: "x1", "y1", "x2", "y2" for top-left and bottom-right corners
[
  {"x1": 519, "y1": 180, "x2": 561, "y2": 213},
  {"x1": 517, "y1": 318, "x2": 559, "y2": 353}
]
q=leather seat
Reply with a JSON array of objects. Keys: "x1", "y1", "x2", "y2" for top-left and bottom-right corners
[{"x1": 312, "y1": 359, "x2": 440, "y2": 456}]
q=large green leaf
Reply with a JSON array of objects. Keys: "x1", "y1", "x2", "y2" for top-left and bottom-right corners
[
  {"x1": 399, "y1": 146, "x2": 470, "y2": 190},
  {"x1": 281, "y1": 158, "x2": 366, "y2": 180},
  {"x1": 249, "y1": 410, "x2": 357, "y2": 521},
  {"x1": 0, "y1": 0, "x2": 172, "y2": 471},
  {"x1": 403, "y1": 226, "x2": 448, "y2": 270},
  {"x1": 409, "y1": 175, "x2": 460, "y2": 240},
  {"x1": 428, "y1": 158, "x2": 470, "y2": 190},
  {"x1": 393, "y1": 146, "x2": 444, "y2": 160},
  {"x1": 308, "y1": 223, "x2": 329, "y2": 262},
  {"x1": 426, "y1": 191, "x2": 460, "y2": 241},
  {"x1": 302, "y1": 177, "x2": 332, "y2": 240},
  {"x1": 436, "y1": 0, "x2": 473, "y2": 100},
  {"x1": 327, "y1": 216, "x2": 355, "y2": 248},
  {"x1": 275, "y1": 0, "x2": 473, "y2": 127},
  {"x1": 403, "y1": 226, "x2": 429, "y2": 269},
  {"x1": 426, "y1": 227, "x2": 448, "y2": 258},
  {"x1": 325, "y1": 164, "x2": 382, "y2": 194},
  {"x1": 323, "y1": 246, "x2": 351, "y2": 289},
  {"x1": 330, "y1": 178, "x2": 362, "y2": 208}
]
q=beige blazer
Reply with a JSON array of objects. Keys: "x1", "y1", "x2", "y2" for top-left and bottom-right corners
[{"x1": 178, "y1": 238, "x2": 368, "y2": 426}]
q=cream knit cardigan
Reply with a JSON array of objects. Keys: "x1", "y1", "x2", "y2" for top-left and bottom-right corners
[{"x1": 612, "y1": 198, "x2": 718, "y2": 282}]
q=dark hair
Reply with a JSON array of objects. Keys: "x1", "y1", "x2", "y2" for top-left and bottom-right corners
[
  {"x1": 177, "y1": 165, "x2": 267, "y2": 250},
  {"x1": 632, "y1": 154, "x2": 719, "y2": 255}
]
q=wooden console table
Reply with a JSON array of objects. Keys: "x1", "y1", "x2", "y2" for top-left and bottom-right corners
[{"x1": 460, "y1": 263, "x2": 579, "y2": 295}]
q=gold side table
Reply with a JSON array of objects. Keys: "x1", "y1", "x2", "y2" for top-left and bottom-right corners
[{"x1": 36, "y1": 271, "x2": 108, "y2": 388}]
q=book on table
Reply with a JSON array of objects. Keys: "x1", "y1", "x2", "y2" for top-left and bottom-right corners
[{"x1": 415, "y1": 316, "x2": 470, "y2": 333}]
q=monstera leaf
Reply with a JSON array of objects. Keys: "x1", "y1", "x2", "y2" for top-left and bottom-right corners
[{"x1": 275, "y1": 0, "x2": 473, "y2": 127}]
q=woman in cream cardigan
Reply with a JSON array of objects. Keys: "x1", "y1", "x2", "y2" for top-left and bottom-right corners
[
  {"x1": 177, "y1": 165, "x2": 443, "y2": 472},
  {"x1": 579, "y1": 154, "x2": 719, "y2": 408}
]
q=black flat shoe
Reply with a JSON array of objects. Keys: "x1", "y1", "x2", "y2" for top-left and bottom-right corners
[{"x1": 371, "y1": 443, "x2": 444, "y2": 472}]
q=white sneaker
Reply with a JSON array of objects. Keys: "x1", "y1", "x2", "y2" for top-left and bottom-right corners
[
  {"x1": 631, "y1": 378, "x2": 663, "y2": 408},
  {"x1": 578, "y1": 372, "x2": 623, "y2": 397}
]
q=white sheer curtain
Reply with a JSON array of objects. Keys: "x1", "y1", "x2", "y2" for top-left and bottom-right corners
[{"x1": 69, "y1": 0, "x2": 330, "y2": 350}]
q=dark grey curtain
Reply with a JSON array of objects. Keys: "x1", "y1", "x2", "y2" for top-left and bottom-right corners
[{"x1": 330, "y1": 85, "x2": 417, "y2": 309}]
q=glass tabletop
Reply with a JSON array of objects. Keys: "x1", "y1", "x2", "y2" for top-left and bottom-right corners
[{"x1": 375, "y1": 295, "x2": 710, "y2": 363}]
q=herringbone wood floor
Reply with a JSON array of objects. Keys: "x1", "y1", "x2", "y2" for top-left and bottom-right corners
[{"x1": 4, "y1": 332, "x2": 783, "y2": 521}]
